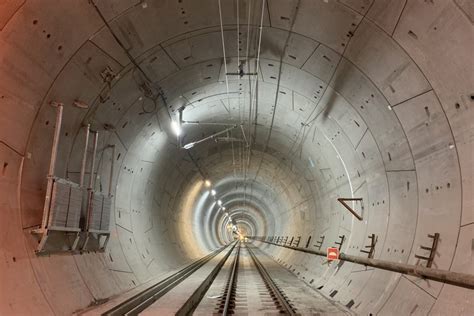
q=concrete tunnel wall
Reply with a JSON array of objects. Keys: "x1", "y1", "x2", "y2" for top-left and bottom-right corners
[{"x1": 0, "y1": 0, "x2": 472, "y2": 315}]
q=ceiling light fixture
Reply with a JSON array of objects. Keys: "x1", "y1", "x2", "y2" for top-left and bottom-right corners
[
  {"x1": 183, "y1": 142, "x2": 195, "y2": 149},
  {"x1": 180, "y1": 125, "x2": 237, "y2": 150},
  {"x1": 217, "y1": 200, "x2": 222, "y2": 206},
  {"x1": 171, "y1": 120, "x2": 181, "y2": 136},
  {"x1": 204, "y1": 180, "x2": 211, "y2": 187},
  {"x1": 211, "y1": 189, "x2": 216, "y2": 196}
]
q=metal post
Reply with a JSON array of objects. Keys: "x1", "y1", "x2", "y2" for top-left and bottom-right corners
[
  {"x1": 79, "y1": 124, "x2": 90, "y2": 187},
  {"x1": 40, "y1": 103, "x2": 63, "y2": 230},
  {"x1": 108, "y1": 145, "x2": 115, "y2": 196},
  {"x1": 337, "y1": 198, "x2": 363, "y2": 221},
  {"x1": 85, "y1": 131, "x2": 99, "y2": 233},
  {"x1": 88, "y1": 131, "x2": 99, "y2": 190}
]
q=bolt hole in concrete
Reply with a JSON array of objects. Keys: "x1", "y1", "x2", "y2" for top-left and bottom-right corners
[{"x1": 2, "y1": 162, "x2": 7, "y2": 175}]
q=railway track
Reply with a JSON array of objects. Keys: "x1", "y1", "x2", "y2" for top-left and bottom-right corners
[
  {"x1": 246, "y1": 245, "x2": 297, "y2": 315},
  {"x1": 102, "y1": 242, "x2": 302, "y2": 315},
  {"x1": 102, "y1": 242, "x2": 236, "y2": 316},
  {"x1": 218, "y1": 241, "x2": 241, "y2": 314}
]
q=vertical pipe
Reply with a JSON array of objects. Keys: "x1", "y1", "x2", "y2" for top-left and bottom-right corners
[
  {"x1": 41, "y1": 103, "x2": 63, "y2": 229},
  {"x1": 86, "y1": 131, "x2": 98, "y2": 231},
  {"x1": 79, "y1": 124, "x2": 90, "y2": 187},
  {"x1": 48, "y1": 104, "x2": 63, "y2": 178},
  {"x1": 88, "y1": 131, "x2": 99, "y2": 190},
  {"x1": 108, "y1": 145, "x2": 115, "y2": 196}
]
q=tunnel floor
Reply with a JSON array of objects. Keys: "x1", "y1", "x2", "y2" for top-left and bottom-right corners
[{"x1": 80, "y1": 241, "x2": 349, "y2": 315}]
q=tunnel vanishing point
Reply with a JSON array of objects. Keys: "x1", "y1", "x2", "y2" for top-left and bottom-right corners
[{"x1": 0, "y1": 1, "x2": 473, "y2": 315}]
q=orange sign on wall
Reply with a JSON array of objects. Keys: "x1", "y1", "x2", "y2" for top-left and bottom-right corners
[{"x1": 327, "y1": 247, "x2": 340, "y2": 261}]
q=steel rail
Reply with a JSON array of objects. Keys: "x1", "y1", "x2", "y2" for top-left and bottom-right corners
[
  {"x1": 102, "y1": 242, "x2": 235, "y2": 316},
  {"x1": 246, "y1": 244, "x2": 297, "y2": 315},
  {"x1": 175, "y1": 242, "x2": 239, "y2": 316},
  {"x1": 252, "y1": 238, "x2": 474, "y2": 290},
  {"x1": 222, "y1": 242, "x2": 241, "y2": 315}
]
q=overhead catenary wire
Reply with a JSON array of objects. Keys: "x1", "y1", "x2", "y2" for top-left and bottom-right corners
[
  {"x1": 242, "y1": 0, "x2": 265, "y2": 210},
  {"x1": 253, "y1": 0, "x2": 300, "y2": 181},
  {"x1": 218, "y1": 0, "x2": 238, "y2": 179}
]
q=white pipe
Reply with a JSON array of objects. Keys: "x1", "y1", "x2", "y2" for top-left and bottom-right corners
[
  {"x1": 48, "y1": 104, "x2": 63, "y2": 178},
  {"x1": 108, "y1": 145, "x2": 115, "y2": 196},
  {"x1": 88, "y1": 131, "x2": 99, "y2": 190},
  {"x1": 79, "y1": 124, "x2": 90, "y2": 187},
  {"x1": 41, "y1": 103, "x2": 63, "y2": 229}
]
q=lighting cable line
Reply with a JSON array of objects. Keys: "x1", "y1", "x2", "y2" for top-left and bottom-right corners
[
  {"x1": 242, "y1": 0, "x2": 257, "y2": 207},
  {"x1": 89, "y1": 0, "x2": 219, "y2": 186},
  {"x1": 218, "y1": 0, "x2": 233, "y2": 116},
  {"x1": 89, "y1": 0, "x2": 171, "y2": 120},
  {"x1": 218, "y1": 0, "x2": 241, "y2": 179},
  {"x1": 253, "y1": 0, "x2": 301, "y2": 182},
  {"x1": 241, "y1": 0, "x2": 265, "y2": 209}
]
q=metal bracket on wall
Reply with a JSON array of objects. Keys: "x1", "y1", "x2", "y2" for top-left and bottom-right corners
[
  {"x1": 294, "y1": 236, "x2": 301, "y2": 247},
  {"x1": 284, "y1": 236, "x2": 289, "y2": 245},
  {"x1": 415, "y1": 233, "x2": 440, "y2": 268},
  {"x1": 314, "y1": 235, "x2": 325, "y2": 250},
  {"x1": 305, "y1": 236, "x2": 312, "y2": 248},
  {"x1": 360, "y1": 234, "x2": 378, "y2": 259},
  {"x1": 335, "y1": 235, "x2": 345, "y2": 251},
  {"x1": 337, "y1": 198, "x2": 363, "y2": 221},
  {"x1": 288, "y1": 236, "x2": 294, "y2": 247}
]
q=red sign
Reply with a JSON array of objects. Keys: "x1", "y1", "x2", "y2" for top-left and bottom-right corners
[{"x1": 327, "y1": 247, "x2": 340, "y2": 261}]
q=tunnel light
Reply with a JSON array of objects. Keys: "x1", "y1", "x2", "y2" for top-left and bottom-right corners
[
  {"x1": 211, "y1": 189, "x2": 216, "y2": 196},
  {"x1": 171, "y1": 120, "x2": 181, "y2": 136},
  {"x1": 183, "y1": 142, "x2": 195, "y2": 149},
  {"x1": 217, "y1": 200, "x2": 222, "y2": 206},
  {"x1": 222, "y1": 206, "x2": 226, "y2": 211},
  {"x1": 204, "y1": 180, "x2": 212, "y2": 187}
]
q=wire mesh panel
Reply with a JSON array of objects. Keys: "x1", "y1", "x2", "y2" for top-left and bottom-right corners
[
  {"x1": 100, "y1": 196, "x2": 111, "y2": 231},
  {"x1": 48, "y1": 178, "x2": 82, "y2": 231},
  {"x1": 89, "y1": 192, "x2": 103, "y2": 231},
  {"x1": 88, "y1": 192, "x2": 112, "y2": 233},
  {"x1": 67, "y1": 185, "x2": 82, "y2": 228},
  {"x1": 49, "y1": 179, "x2": 69, "y2": 228}
]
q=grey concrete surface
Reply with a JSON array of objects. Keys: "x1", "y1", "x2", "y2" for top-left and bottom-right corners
[{"x1": 0, "y1": 0, "x2": 472, "y2": 315}]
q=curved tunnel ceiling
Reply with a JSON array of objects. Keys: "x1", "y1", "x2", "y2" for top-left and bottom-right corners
[{"x1": 0, "y1": 0, "x2": 472, "y2": 315}]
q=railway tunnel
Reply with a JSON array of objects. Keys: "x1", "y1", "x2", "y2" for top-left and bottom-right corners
[{"x1": 0, "y1": 0, "x2": 473, "y2": 315}]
